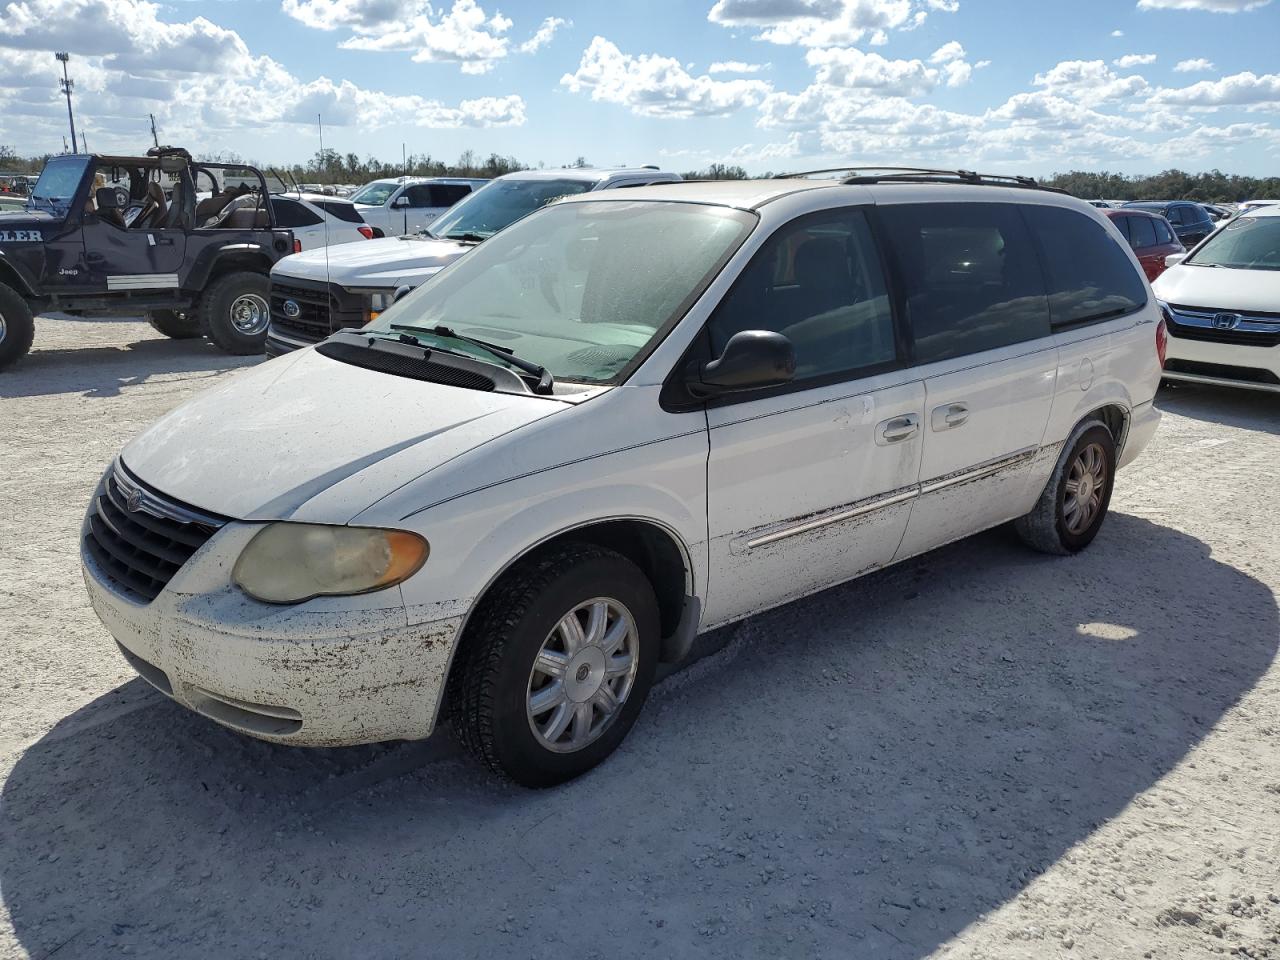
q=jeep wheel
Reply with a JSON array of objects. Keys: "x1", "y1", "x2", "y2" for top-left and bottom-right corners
[
  {"x1": 147, "y1": 309, "x2": 203, "y2": 340},
  {"x1": 201, "y1": 272, "x2": 271, "y2": 355},
  {"x1": 447, "y1": 543, "x2": 660, "y2": 788},
  {"x1": 0, "y1": 283, "x2": 36, "y2": 371}
]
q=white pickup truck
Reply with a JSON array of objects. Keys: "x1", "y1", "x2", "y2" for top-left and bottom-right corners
[
  {"x1": 349, "y1": 177, "x2": 488, "y2": 238},
  {"x1": 267, "y1": 166, "x2": 682, "y2": 356}
]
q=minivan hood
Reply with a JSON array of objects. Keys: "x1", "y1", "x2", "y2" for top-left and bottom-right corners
[
  {"x1": 1153, "y1": 263, "x2": 1280, "y2": 314},
  {"x1": 271, "y1": 235, "x2": 472, "y2": 288},
  {"x1": 120, "y1": 348, "x2": 564, "y2": 523}
]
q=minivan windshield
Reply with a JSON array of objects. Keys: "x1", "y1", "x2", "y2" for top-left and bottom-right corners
[
  {"x1": 365, "y1": 199, "x2": 756, "y2": 384},
  {"x1": 350, "y1": 182, "x2": 397, "y2": 206},
  {"x1": 1186, "y1": 216, "x2": 1280, "y2": 271},
  {"x1": 428, "y1": 178, "x2": 594, "y2": 242}
]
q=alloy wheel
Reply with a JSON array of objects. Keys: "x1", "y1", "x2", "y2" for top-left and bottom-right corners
[{"x1": 1063, "y1": 441, "x2": 1107, "y2": 535}]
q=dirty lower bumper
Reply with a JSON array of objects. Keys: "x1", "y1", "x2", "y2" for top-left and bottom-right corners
[{"x1": 82, "y1": 542, "x2": 462, "y2": 746}]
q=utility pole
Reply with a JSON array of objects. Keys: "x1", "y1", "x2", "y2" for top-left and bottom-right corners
[
  {"x1": 149, "y1": 113, "x2": 159, "y2": 148},
  {"x1": 55, "y1": 52, "x2": 78, "y2": 153}
]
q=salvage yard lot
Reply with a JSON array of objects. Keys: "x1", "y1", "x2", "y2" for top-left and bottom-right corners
[{"x1": 1, "y1": 315, "x2": 1277, "y2": 959}]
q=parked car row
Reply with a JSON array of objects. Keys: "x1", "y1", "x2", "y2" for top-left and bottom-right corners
[{"x1": 78, "y1": 168, "x2": 1170, "y2": 785}]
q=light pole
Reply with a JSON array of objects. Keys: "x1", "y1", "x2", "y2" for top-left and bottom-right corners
[{"x1": 55, "y1": 52, "x2": 78, "y2": 154}]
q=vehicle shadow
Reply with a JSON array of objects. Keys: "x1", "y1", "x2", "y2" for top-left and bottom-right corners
[
  {"x1": 2, "y1": 514, "x2": 1275, "y2": 959},
  {"x1": 1157, "y1": 381, "x2": 1279, "y2": 435},
  {"x1": 0, "y1": 337, "x2": 262, "y2": 400}
]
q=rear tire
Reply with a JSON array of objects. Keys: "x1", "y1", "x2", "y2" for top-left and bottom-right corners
[
  {"x1": 200, "y1": 271, "x2": 270, "y2": 355},
  {"x1": 1014, "y1": 421, "x2": 1116, "y2": 555},
  {"x1": 146, "y1": 309, "x2": 202, "y2": 340},
  {"x1": 0, "y1": 282, "x2": 35, "y2": 371},
  {"x1": 447, "y1": 543, "x2": 660, "y2": 788}
]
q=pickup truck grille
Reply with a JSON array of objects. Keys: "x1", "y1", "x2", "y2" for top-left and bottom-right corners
[
  {"x1": 1166, "y1": 305, "x2": 1280, "y2": 347},
  {"x1": 84, "y1": 463, "x2": 227, "y2": 603},
  {"x1": 269, "y1": 278, "x2": 366, "y2": 345}
]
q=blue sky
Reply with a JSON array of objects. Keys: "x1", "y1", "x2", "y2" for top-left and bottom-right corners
[{"x1": 1, "y1": 0, "x2": 1278, "y2": 176}]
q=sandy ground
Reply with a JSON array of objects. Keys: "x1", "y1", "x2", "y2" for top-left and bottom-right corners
[{"x1": 1, "y1": 315, "x2": 1278, "y2": 960}]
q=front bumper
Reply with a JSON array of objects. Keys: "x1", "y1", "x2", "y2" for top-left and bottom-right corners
[
  {"x1": 81, "y1": 522, "x2": 462, "y2": 747},
  {"x1": 1163, "y1": 312, "x2": 1280, "y2": 394}
]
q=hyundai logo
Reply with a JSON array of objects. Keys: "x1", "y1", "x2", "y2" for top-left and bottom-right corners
[
  {"x1": 282, "y1": 299, "x2": 301, "y2": 319},
  {"x1": 1212, "y1": 312, "x2": 1241, "y2": 330}
]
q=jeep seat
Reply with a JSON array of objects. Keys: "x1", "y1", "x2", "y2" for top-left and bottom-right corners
[{"x1": 133, "y1": 182, "x2": 168, "y2": 229}]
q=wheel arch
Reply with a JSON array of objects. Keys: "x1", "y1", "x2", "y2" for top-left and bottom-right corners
[
  {"x1": 432, "y1": 516, "x2": 699, "y2": 730},
  {"x1": 0, "y1": 254, "x2": 37, "y2": 298},
  {"x1": 1085, "y1": 402, "x2": 1130, "y2": 453},
  {"x1": 188, "y1": 246, "x2": 275, "y2": 292}
]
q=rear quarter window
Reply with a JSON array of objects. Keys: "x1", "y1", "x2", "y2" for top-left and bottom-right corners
[
  {"x1": 878, "y1": 202, "x2": 1050, "y2": 364},
  {"x1": 270, "y1": 197, "x2": 323, "y2": 228},
  {"x1": 313, "y1": 200, "x2": 364, "y2": 223},
  {"x1": 1023, "y1": 205, "x2": 1147, "y2": 329}
]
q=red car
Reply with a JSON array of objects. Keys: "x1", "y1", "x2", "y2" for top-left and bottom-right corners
[{"x1": 1103, "y1": 208, "x2": 1185, "y2": 282}]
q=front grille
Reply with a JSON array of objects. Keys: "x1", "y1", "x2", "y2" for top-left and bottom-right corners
[
  {"x1": 269, "y1": 279, "x2": 365, "y2": 343},
  {"x1": 1167, "y1": 304, "x2": 1280, "y2": 347},
  {"x1": 84, "y1": 464, "x2": 227, "y2": 603},
  {"x1": 1164, "y1": 359, "x2": 1280, "y2": 385}
]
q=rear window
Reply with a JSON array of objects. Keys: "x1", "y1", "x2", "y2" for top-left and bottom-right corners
[
  {"x1": 878, "y1": 202, "x2": 1049, "y2": 363},
  {"x1": 1127, "y1": 215, "x2": 1158, "y2": 250},
  {"x1": 269, "y1": 197, "x2": 323, "y2": 228},
  {"x1": 1023, "y1": 206, "x2": 1147, "y2": 328},
  {"x1": 313, "y1": 199, "x2": 364, "y2": 223}
]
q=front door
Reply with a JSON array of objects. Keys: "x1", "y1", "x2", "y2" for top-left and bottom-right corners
[
  {"x1": 701, "y1": 207, "x2": 925, "y2": 627},
  {"x1": 880, "y1": 201, "x2": 1058, "y2": 561},
  {"x1": 82, "y1": 217, "x2": 187, "y2": 294}
]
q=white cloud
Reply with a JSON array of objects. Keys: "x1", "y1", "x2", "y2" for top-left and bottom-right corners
[
  {"x1": 1033, "y1": 59, "x2": 1150, "y2": 103},
  {"x1": 1113, "y1": 53, "x2": 1157, "y2": 67},
  {"x1": 1137, "y1": 0, "x2": 1270, "y2": 10},
  {"x1": 708, "y1": 60, "x2": 769, "y2": 73},
  {"x1": 706, "y1": 0, "x2": 956, "y2": 47},
  {"x1": 1174, "y1": 57, "x2": 1215, "y2": 71},
  {"x1": 0, "y1": 0, "x2": 525, "y2": 156},
  {"x1": 519, "y1": 16, "x2": 568, "y2": 54},
  {"x1": 281, "y1": 0, "x2": 518, "y2": 73},
  {"x1": 929, "y1": 40, "x2": 966, "y2": 63},
  {"x1": 1110, "y1": 28, "x2": 1125, "y2": 35},
  {"x1": 560, "y1": 37, "x2": 771, "y2": 117},
  {"x1": 1148, "y1": 71, "x2": 1280, "y2": 106}
]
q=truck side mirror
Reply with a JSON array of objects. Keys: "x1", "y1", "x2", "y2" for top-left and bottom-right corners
[{"x1": 392, "y1": 196, "x2": 409, "y2": 209}]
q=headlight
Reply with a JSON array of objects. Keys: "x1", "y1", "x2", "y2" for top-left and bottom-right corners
[{"x1": 232, "y1": 523, "x2": 428, "y2": 604}]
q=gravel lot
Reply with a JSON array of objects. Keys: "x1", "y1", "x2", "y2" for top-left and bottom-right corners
[{"x1": 2, "y1": 316, "x2": 1278, "y2": 960}]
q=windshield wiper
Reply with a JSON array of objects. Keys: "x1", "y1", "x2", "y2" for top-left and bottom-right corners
[
  {"x1": 442, "y1": 232, "x2": 486, "y2": 244},
  {"x1": 390, "y1": 323, "x2": 553, "y2": 393}
]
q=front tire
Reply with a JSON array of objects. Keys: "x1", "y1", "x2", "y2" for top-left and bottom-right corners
[
  {"x1": 200, "y1": 271, "x2": 270, "y2": 355},
  {"x1": 1014, "y1": 422, "x2": 1116, "y2": 555},
  {"x1": 0, "y1": 282, "x2": 35, "y2": 371},
  {"x1": 147, "y1": 309, "x2": 202, "y2": 340},
  {"x1": 447, "y1": 543, "x2": 660, "y2": 788}
]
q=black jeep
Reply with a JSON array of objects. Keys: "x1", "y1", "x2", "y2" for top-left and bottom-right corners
[{"x1": 0, "y1": 146, "x2": 297, "y2": 370}]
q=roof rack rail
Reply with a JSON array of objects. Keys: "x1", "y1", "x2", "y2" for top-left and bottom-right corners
[{"x1": 779, "y1": 166, "x2": 1066, "y2": 194}]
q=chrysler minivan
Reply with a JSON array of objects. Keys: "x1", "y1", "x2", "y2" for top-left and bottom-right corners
[{"x1": 81, "y1": 172, "x2": 1164, "y2": 786}]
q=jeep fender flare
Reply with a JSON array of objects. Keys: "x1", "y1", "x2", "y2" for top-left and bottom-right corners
[
  {"x1": 186, "y1": 243, "x2": 277, "y2": 294},
  {"x1": 0, "y1": 250, "x2": 39, "y2": 299}
]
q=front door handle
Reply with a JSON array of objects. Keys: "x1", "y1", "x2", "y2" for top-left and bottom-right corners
[
  {"x1": 931, "y1": 402, "x2": 970, "y2": 431},
  {"x1": 876, "y1": 413, "x2": 920, "y2": 445}
]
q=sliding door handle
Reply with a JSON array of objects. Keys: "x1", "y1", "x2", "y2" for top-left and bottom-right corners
[{"x1": 931, "y1": 402, "x2": 970, "y2": 431}]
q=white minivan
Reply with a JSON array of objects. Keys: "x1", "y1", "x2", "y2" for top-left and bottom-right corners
[{"x1": 81, "y1": 173, "x2": 1164, "y2": 786}]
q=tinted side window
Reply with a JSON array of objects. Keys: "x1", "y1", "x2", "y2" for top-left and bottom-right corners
[
  {"x1": 1154, "y1": 218, "x2": 1176, "y2": 245},
  {"x1": 429, "y1": 184, "x2": 472, "y2": 207},
  {"x1": 878, "y1": 202, "x2": 1049, "y2": 363},
  {"x1": 403, "y1": 185, "x2": 436, "y2": 208},
  {"x1": 708, "y1": 208, "x2": 897, "y2": 382},
  {"x1": 1166, "y1": 206, "x2": 1185, "y2": 225},
  {"x1": 1112, "y1": 215, "x2": 1132, "y2": 242},
  {"x1": 1128, "y1": 215, "x2": 1157, "y2": 249},
  {"x1": 313, "y1": 200, "x2": 364, "y2": 223},
  {"x1": 1023, "y1": 205, "x2": 1147, "y2": 329},
  {"x1": 269, "y1": 198, "x2": 322, "y2": 228}
]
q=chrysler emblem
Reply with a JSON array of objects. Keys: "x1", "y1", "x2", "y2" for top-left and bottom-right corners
[
  {"x1": 125, "y1": 488, "x2": 144, "y2": 512},
  {"x1": 1212, "y1": 312, "x2": 1241, "y2": 330},
  {"x1": 282, "y1": 299, "x2": 301, "y2": 319}
]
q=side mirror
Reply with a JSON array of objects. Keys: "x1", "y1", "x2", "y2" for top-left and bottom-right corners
[
  {"x1": 391, "y1": 196, "x2": 409, "y2": 209},
  {"x1": 1164, "y1": 253, "x2": 1186, "y2": 268},
  {"x1": 687, "y1": 330, "x2": 796, "y2": 398},
  {"x1": 95, "y1": 186, "x2": 127, "y2": 210},
  {"x1": 392, "y1": 284, "x2": 414, "y2": 303}
]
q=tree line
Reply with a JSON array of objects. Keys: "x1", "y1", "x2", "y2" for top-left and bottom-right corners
[{"x1": 2, "y1": 143, "x2": 1275, "y2": 200}]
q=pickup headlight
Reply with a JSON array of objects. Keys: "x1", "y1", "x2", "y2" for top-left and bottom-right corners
[{"x1": 232, "y1": 523, "x2": 429, "y2": 604}]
